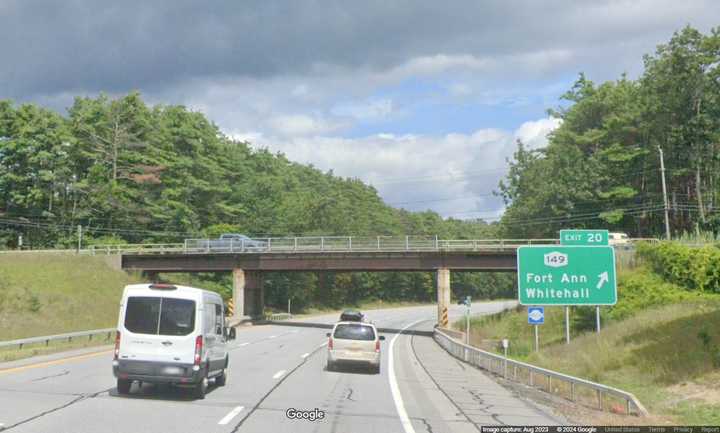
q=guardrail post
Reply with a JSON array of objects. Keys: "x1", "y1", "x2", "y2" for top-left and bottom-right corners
[
  {"x1": 45, "y1": 339, "x2": 50, "y2": 346},
  {"x1": 597, "y1": 389, "x2": 603, "y2": 410},
  {"x1": 320, "y1": 237, "x2": 324, "y2": 251},
  {"x1": 268, "y1": 238, "x2": 272, "y2": 251},
  {"x1": 571, "y1": 382, "x2": 575, "y2": 401},
  {"x1": 548, "y1": 375, "x2": 552, "y2": 392},
  {"x1": 348, "y1": 236, "x2": 352, "y2": 250},
  {"x1": 530, "y1": 370, "x2": 534, "y2": 387},
  {"x1": 377, "y1": 236, "x2": 380, "y2": 250},
  {"x1": 435, "y1": 235, "x2": 438, "y2": 250},
  {"x1": 405, "y1": 235, "x2": 409, "y2": 251},
  {"x1": 294, "y1": 237, "x2": 297, "y2": 252},
  {"x1": 19, "y1": 343, "x2": 23, "y2": 350},
  {"x1": 626, "y1": 399, "x2": 631, "y2": 415}
]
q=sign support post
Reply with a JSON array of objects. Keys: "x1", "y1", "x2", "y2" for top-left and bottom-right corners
[
  {"x1": 464, "y1": 295, "x2": 471, "y2": 345},
  {"x1": 534, "y1": 325, "x2": 539, "y2": 352},
  {"x1": 596, "y1": 306, "x2": 601, "y2": 333},
  {"x1": 565, "y1": 306, "x2": 570, "y2": 344}
]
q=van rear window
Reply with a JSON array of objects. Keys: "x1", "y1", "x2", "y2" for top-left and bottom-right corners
[
  {"x1": 124, "y1": 296, "x2": 196, "y2": 336},
  {"x1": 333, "y1": 324, "x2": 375, "y2": 341}
]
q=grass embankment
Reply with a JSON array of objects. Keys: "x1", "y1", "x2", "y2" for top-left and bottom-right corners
[
  {"x1": 457, "y1": 265, "x2": 720, "y2": 425},
  {"x1": 0, "y1": 253, "x2": 140, "y2": 361}
]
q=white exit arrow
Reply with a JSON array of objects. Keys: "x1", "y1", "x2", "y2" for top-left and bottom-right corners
[{"x1": 596, "y1": 271, "x2": 609, "y2": 289}]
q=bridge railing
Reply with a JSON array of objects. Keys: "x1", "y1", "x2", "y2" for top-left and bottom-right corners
[
  {"x1": 61, "y1": 236, "x2": 659, "y2": 255},
  {"x1": 433, "y1": 328, "x2": 648, "y2": 416}
]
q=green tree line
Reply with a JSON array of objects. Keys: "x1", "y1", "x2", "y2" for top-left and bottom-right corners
[
  {"x1": 499, "y1": 26, "x2": 720, "y2": 238},
  {"x1": 0, "y1": 92, "x2": 513, "y2": 308}
]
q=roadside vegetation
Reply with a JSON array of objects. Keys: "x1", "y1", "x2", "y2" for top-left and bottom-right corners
[
  {"x1": 0, "y1": 253, "x2": 139, "y2": 341},
  {"x1": 456, "y1": 242, "x2": 720, "y2": 424}
]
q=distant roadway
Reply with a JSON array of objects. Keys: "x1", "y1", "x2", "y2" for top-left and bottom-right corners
[{"x1": 0, "y1": 301, "x2": 562, "y2": 432}]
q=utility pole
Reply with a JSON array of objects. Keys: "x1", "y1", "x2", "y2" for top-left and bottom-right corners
[{"x1": 658, "y1": 146, "x2": 671, "y2": 240}]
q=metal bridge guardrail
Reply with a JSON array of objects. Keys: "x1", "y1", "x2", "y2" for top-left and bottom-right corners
[
  {"x1": 1, "y1": 237, "x2": 660, "y2": 256},
  {"x1": 0, "y1": 328, "x2": 116, "y2": 350},
  {"x1": 433, "y1": 328, "x2": 649, "y2": 416}
]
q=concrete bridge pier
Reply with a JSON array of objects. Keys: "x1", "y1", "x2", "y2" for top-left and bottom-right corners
[
  {"x1": 232, "y1": 269, "x2": 265, "y2": 320},
  {"x1": 437, "y1": 268, "x2": 450, "y2": 328}
]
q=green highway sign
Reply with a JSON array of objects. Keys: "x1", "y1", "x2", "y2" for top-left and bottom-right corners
[
  {"x1": 517, "y1": 246, "x2": 617, "y2": 305},
  {"x1": 559, "y1": 229, "x2": 609, "y2": 246}
]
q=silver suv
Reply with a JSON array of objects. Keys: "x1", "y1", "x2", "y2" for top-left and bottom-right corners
[{"x1": 326, "y1": 322, "x2": 385, "y2": 374}]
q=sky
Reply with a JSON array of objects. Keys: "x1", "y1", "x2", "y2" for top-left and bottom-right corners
[{"x1": 1, "y1": 1, "x2": 719, "y2": 220}]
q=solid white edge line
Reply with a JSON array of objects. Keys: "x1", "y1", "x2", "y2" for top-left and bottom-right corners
[
  {"x1": 272, "y1": 369, "x2": 286, "y2": 379},
  {"x1": 388, "y1": 318, "x2": 428, "y2": 433},
  {"x1": 301, "y1": 353, "x2": 310, "y2": 358},
  {"x1": 218, "y1": 406, "x2": 245, "y2": 425}
]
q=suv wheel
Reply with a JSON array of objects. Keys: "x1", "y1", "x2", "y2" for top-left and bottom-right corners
[
  {"x1": 194, "y1": 370, "x2": 208, "y2": 399},
  {"x1": 117, "y1": 379, "x2": 131, "y2": 394}
]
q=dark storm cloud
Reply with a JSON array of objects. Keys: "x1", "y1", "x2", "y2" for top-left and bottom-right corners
[{"x1": 2, "y1": 0, "x2": 717, "y2": 100}]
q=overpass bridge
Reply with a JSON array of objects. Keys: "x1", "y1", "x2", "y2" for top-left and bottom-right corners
[{"x1": 116, "y1": 236, "x2": 557, "y2": 326}]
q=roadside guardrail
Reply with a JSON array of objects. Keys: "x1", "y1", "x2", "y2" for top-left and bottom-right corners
[
  {"x1": 433, "y1": 328, "x2": 648, "y2": 416},
  {"x1": 0, "y1": 328, "x2": 116, "y2": 351},
  {"x1": 265, "y1": 312, "x2": 293, "y2": 321}
]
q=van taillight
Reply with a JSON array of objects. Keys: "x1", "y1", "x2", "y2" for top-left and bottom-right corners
[
  {"x1": 114, "y1": 332, "x2": 121, "y2": 360},
  {"x1": 375, "y1": 339, "x2": 380, "y2": 352},
  {"x1": 194, "y1": 335, "x2": 203, "y2": 365},
  {"x1": 328, "y1": 337, "x2": 333, "y2": 350}
]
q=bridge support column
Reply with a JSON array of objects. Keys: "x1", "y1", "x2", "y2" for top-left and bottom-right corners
[
  {"x1": 232, "y1": 269, "x2": 264, "y2": 320},
  {"x1": 437, "y1": 268, "x2": 450, "y2": 328}
]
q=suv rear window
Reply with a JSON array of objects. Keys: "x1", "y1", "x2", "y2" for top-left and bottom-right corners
[
  {"x1": 333, "y1": 324, "x2": 375, "y2": 341},
  {"x1": 124, "y1": 296, "x2": 196, "y2": 336}
]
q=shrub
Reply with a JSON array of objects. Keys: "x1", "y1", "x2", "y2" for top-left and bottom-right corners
[{"x1": 637, "y1": 242, "x2": 720, "y2": 293}]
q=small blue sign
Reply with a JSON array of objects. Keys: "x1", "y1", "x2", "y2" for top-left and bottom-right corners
[{"x1": 528, "y1": 306, "x2": 545, "y2": 325}]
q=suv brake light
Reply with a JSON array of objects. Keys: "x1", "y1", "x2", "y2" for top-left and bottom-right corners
[
  {"x1": 328, "y1": 337, "x2": 333, "y2": 350},
  {"x1": 375, "y1": 339, "x2": 380, "y2": 352}
]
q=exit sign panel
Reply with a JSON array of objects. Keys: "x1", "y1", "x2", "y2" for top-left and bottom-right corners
[
  {"x1": 517, "y1": 246, "x2": 617, "y2": 305},
  {"x1": 560, "y1": 229, "x2": 609, "y2": 246}
]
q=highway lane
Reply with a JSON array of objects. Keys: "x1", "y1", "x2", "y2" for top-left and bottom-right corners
[{"x1": 0, "y1": 301, "x2": 560, "y2": 433}]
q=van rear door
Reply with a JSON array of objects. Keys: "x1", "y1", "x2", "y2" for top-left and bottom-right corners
[{"x1": 121, "y1": 296, "x2": 198, "y2": 364}]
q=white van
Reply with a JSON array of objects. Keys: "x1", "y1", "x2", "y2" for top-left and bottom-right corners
[
  {"x1": 112, "y1": 283, "x2": 236, "y2": 399},
  {"x1": 609, "y1": 232, "x2": 630, "y2": 245}
]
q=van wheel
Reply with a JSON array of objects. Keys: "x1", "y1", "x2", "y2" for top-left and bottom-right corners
[
  {"x1": 194, "y1": 370, "x2": 208, "y2": 399},
  {"x1": 216, "y1": 369, "x2": 227, "y2": 386},
  {"x1": 117, "y1": 379, "x2": 131, "y2": 395}
]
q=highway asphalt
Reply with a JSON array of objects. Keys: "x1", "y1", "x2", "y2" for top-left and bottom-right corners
[{"x1": 0, "y1": 301, "x2": 562, "y2": 433}]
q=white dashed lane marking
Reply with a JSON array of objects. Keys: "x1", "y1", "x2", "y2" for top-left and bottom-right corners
[{"x1": 218, "y1": 406, "x2": 244, "y2": 425}]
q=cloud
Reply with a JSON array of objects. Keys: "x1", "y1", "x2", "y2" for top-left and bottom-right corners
[
  {"x1": 515, "y1": 117, "x2": 562, "y2": 149},
  {"x1": 331, "y1": 99, "x2": 394, "y2": 121},
  {"x1": 241, "y1": 117, "x2": 561, "y2": 219},
  {"x1": 269, "y1": 114, "x2": 346, "y2": 137},
  {"x1": 2, "y1": 1, "x2": 718, "y2": 101}
]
